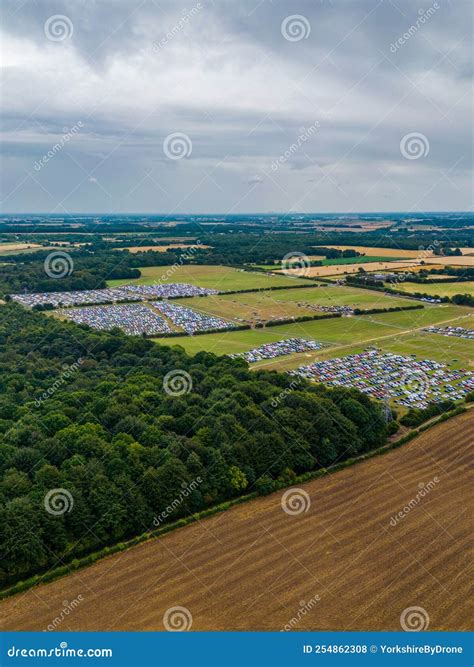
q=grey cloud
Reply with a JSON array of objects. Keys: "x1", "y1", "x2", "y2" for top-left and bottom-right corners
[{"x1": 0, "y1": 0, "x2": 471, "y2": 213}]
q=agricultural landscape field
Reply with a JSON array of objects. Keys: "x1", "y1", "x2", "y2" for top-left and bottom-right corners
[
  {"x1": 2, "y1": 412, "x2": 471, "y2": 631},
  {"x1": 0, "y1": 215, "x2": 472, "y2": 638}
]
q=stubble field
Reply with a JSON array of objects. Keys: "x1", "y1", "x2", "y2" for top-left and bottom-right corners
[{"x1": 2, "y1": 411, "x2": 472, "y2": 631}]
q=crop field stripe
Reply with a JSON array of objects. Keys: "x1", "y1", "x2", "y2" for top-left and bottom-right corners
[{"x1": 1, "y1": 411, "x2": 471, "y2": 631}]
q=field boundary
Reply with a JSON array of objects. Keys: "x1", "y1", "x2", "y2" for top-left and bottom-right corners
[{"x1": 0, "y1": 404, "x2": 469, "y2": 601}]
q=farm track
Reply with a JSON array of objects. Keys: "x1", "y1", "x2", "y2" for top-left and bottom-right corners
[{"x1": 1, "y1": 412, "x2": 472, "y2": 631}]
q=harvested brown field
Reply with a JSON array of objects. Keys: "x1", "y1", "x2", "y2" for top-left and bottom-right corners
[
  {"x1": 285, "y1": 260, "x2": 421, "y2": 277},
  {"x1": 424, "y1": 256, "x2": 474, "y2": 267},
  {"x1": 2, "y1": 411, "x2": 472, "y2": 632},
  {"x1": 317, "y1": 245, "x2": 433, "y2": 258},
  {"x1": 0, "y1": 242, "x2": 42, "y2": 254}
]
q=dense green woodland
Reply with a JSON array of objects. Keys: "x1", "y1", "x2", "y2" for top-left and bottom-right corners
[{"x1": 0, "y1": 304, "x2": 387, "y2": 587}]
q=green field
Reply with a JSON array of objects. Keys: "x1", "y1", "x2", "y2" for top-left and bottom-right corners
[
  {"x1": 183, "y1": 284, "x2": 415, "y2": 324},
  {"x1": 153, "y1": 304, "x2": 471, "y2": 361},
  {"x1": 108, "y1": 264, "x2": 309, "y2": 291},
  {"x1": 394, "y1": 281, "x2": 474, "y2": 298}
]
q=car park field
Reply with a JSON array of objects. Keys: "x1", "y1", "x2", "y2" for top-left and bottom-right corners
[
  {"x1": 153, "y1": 304, "x2": 470, "y2": 359},
  {"x1": 2, "y1": 411, "x2": 471, "y2": 631},
  {"x1": 108, "y1": 265, "x2": 309, "y2": 291}
]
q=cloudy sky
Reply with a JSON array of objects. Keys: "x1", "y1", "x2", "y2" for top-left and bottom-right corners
[{"x1": 1, "y1": 0, "x2": 472, "y2": 214}]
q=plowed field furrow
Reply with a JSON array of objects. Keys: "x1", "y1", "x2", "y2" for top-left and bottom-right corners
[{"x1": 1, "y1": 411, "x2": 472, "y2": 631}]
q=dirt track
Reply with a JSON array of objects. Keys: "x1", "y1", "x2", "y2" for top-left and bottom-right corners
[{"x1": 1, "y1": 412, "x2": 472, "y2": 632}]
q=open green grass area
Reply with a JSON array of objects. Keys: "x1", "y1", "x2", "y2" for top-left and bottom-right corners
[
  {"x1": 183, "y1": 284, "x2": 415, "y2": 324},
  {"x1": 152, "y1": 304, "x2": 471, "y2": 364},
  {"x1": 393, "y1": 281, "x2": 474, "y2": 298},
  {"x1": 107, "y1": 264, "x2": 309, "y2": 291}
]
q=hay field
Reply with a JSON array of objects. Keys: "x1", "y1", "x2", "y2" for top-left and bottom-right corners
[
  {"x1": 2, "y1": 412, "x2": 471, "y2": 631},
  {"x1": 424, "y1": 256, "x2": 474, "y2": 267},
  {"x1": 316, "y1": 245, "x2": 431, "y2": 258},
  {"x1": 284, "y1": 260, "x2": 421, "y2": 277},
  {"x1": 395, "y1": 281, "x2": 474, "y2": 298}
]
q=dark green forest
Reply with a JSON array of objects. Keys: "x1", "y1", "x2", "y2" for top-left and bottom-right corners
[{"x1": 0, "y1": 304, "x2": 387, "y2": 588}]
